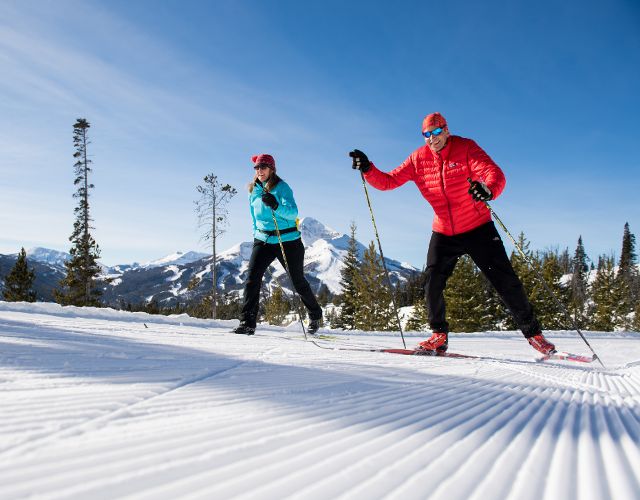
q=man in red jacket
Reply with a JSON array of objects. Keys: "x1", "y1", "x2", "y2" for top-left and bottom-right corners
[{"x1": 349, "y1": 112, "x2": 556, "y2": 355}]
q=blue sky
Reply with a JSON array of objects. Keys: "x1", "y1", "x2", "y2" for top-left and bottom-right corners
[{"x1": 1, "y1": 0, "x2": 639, "y2": 268}]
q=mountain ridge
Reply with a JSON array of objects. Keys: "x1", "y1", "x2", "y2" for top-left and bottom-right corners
[{"x1": 1, "y1": 217, "x2": 418, "y2": 305}]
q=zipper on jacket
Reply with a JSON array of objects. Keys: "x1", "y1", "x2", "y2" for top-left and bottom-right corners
[{"x1": 437, "y1": 156, "x2": 455, "y2": 234}]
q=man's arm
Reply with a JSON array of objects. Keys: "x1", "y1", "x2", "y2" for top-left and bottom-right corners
[{"x1": 467, "y1": 140, "x2": 506, "y2": 199}]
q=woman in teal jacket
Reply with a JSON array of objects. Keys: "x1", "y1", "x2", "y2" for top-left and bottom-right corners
[{"x1": 233, "y1": 153, "x2": 323, "y2": 335}]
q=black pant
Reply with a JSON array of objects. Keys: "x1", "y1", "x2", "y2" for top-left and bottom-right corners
[
  {"x1": 240, "y1": 238, "x2": 322, "y2": 327},
  {"x1": 425, "y1": 222, "x2": 540, "y2": 337}
]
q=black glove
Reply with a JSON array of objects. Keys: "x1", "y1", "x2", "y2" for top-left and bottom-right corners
[
  {"x1": 262, "y1": 192, "x2": 279, "y2": 210},
  {"x1": 349, "y1": 149, "x2": 371, "y2": 173},
  {"x1": 468, "y1": 180, "x2": 492, "y2": 201}
]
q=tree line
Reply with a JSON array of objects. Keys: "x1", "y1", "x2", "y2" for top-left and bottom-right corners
[{"x1": 331, "y1": 222, "x2": 640, "y2": 333}]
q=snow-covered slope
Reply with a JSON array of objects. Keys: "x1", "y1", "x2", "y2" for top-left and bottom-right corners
[
  {"x1": 26, "y1": 247, "x2": 70, "y2": 267},
  {"x1": 139, "y1": 251, "x2": 209, "y2": 269},
  {"x1": 1, "y1": 301, "x2": 639, "y2": 499}
]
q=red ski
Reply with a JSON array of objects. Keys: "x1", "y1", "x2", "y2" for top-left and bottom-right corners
[
  {"x1": 380, "y1": 348, "x2": 479, "y2": 359},
  {"x1": 536, "y1": 351, "x2": 595, "y2": 363}
]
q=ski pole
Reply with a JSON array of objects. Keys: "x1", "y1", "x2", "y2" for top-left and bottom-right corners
[
  {"x1": 467, "y1": 178, "x2": 604, "y2": 367},
  {"x1": 359, "y1": 171, "x2": 407, "y2": 348},
  {"x1": 271, "y1": 211, "x2": 309, "y2": 340}
]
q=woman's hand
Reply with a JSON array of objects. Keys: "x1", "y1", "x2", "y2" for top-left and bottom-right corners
[{"x1": 262, "y1": 192, "x2": 279, "y2": 210}]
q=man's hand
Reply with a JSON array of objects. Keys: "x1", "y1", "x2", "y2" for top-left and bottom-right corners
[
  {"x1": 349, "y1": 149, "x2": 371, "y2": 173},
  {"x1": 468, "y1": 180, "x2": 492, "y2": 201},
  {"x1": 262, "y1": 192, "x2": 279, "y2": 210}
]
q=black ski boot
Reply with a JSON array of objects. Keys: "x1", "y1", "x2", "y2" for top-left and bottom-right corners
[
  {"x1": 308, "y1": 319, "x2": 321, "y2": 335},
  {"x1": 232, "y1": 323, "x2": 255, "y2": 335}
]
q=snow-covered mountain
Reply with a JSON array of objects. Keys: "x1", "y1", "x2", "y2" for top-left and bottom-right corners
[
  {"x1": 0, "y1": 217, "x2": 418, "y2": 306},
  {"x1": 139, "y1": 251, "x2": 209, "y2": 269},
  {"x1": 26, "y1": 247, "x2": 70, "y2": 267}
]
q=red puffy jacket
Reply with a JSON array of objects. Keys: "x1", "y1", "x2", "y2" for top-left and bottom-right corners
[{"x1": 364, "y1": 135, "x2": 506, "y2": 236}]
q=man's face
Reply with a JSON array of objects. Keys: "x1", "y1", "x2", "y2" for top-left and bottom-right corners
[{"x1": 424, "y1": 125, "x2": 450, "y2": 152}]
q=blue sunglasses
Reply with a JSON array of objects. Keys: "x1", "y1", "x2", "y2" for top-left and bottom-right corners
[{"x1": 422, "y1": 127, "x2": 445, "y2": 138}]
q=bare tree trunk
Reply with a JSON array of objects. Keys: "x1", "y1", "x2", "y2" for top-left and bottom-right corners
[{"x1": 212, "y1": 191, "x2": 217, "y2": 320}]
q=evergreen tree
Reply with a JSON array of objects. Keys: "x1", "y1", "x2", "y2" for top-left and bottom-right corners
[
  {"x1": 568, "y1": 236, "x2": 590, "y2": 328},
  {"x1": 324, "y1": 306, "x2": 338, "y2": 328},
  {"x1": 353, "y1": 242, "x2": 395, "y2": 331},
  {"x1": 219, "y1": 294, "x2": 243, "y2": 320},
  {"x1": 195, "y1": 174, "x2": 237, "y2": 319},
  {"x1": 632, "y1": 300, "x2": 640, "y2": 332},
  {"x1": 405, "y1": 298, "x2": 429, "y2": 332},
  {"x1": 398, "y1": 269, "x2": 427, "y2": 307},
  {"x1": 616, "y1": 223, "x2": 639, "y2": 322},
  {"x1": 558, "y1": 247, "x2": 571, "y2": 274},
  {"x1": 3, "y1": 247, "x2": 36, "y2": 302},
  {"x1": 444, "y1": 255, "x2": 487, "y2": 332},
  {"x1": 527, "y1": 250, "x2": 568, "y2": 330},
  {"x1": 263, "y1": 286, "x2": 291, "y2": 325},
  {"x1": 54, "y1": 118, "x2": 102, "y2": 307},
  {"x1": 316, "y1": 284, "x2": 332, "y2": 307},
  {"x1": 588, "y1": 255, "x2": 619, "y2": 331},
  {"x1": 335, "y1": 222, "x2": 360, "y2": 329},
  {"x1": 503, "y1": 233, "x2": 536, "y2": 329},
  {"x1": 478, "y1": 274, "x2": 506, "y2": 331}
]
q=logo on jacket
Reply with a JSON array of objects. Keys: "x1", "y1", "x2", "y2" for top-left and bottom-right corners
[{"x1": 448, "y1": 162, "x2": 460, "y2": 169}]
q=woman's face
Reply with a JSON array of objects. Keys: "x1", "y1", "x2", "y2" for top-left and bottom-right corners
[{"x1": 255, "y1": 164, "x2": 272, "y2": 183}]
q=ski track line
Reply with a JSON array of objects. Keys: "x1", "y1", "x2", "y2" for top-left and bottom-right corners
[
  {"x1": 25, "y1": 377, "x2": 511, "y2": 498},
  {"x1": 0, "y1": 356, "x2": 254, "y2": 461},
  {"x1": 402, "y1": 385, "x2": 556, "y2": 500},
  {"x1": 0, "y1": 381, "x2": 419, "y2": 492},
  {"x1": 293, "y1": 383, "x2": 550, "y2": 500},
  {"x1": 342, "y1": 384, "x2": 547, "y2": 500},
  {"x1": 2, "y1": 318, "x2": 639, "y2": 498},
  {"x1": 479, "y1": 359, "x2": 631, "y2": 399},
  {"x1": 120, "y1": 378, "x2": 541, "y2": 499},
  {"x1": 592, "y1": 393, "x2": 640, "y2": 498}
]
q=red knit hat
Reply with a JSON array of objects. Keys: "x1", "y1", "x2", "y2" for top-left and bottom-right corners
[
  {"x1": 422, "y1": 112, "x2": 447, "y2": 131},
  {"x1": 251, "y1": 153, "x2": 275, "y2": 169}
]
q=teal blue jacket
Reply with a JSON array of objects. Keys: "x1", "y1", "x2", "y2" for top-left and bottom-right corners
[{"x1": 250, "y1": 179, "x2": 301, "y2": 244}]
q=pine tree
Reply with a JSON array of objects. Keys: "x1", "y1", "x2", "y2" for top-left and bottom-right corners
[
  {"x1": 3, "y1": 247, "x2": 36, "y2": 302},
  {"x1": 324, "y1": 306, "x2": 339, "y2": 328},
  {"x1": 263, "y1": 286, "x2": 291, "y2": 325},
  {"x1": 632, "y1": 300, "x2": 640, "y2": 332},
  {"x1": 588, "y1": 255, "x2": 619, "y2": 331},
  {"x1": 398, "y1": 269, "x2": 427, "y2": 307},
  {"x1": 616, "y1": 223, "x2": 639, "y2": 324},
  {"x1": 568, "y1": 236, "x2": 590, "y2": 328},
  {"x1": 353, "y1": 242, "x2": 395, "y2": 331},
  {"x1": 316, "y1": 284, "x2": 332, "y2": 306},
  {"x1": 405, "y1": 298, "x2": 429, "y2": 332},
  {"x1": 54, "y1": 118, "x2": 102, "y2": 307},
  {"x1": 558, "y1": 247, "x2": 571, "y2": 274},
  {"x1": 528, "y1": 250, "x2": 568, "y2": 329},
  {"x1": 444, "y1": 255, "x2": 487, "y2": 332},
  {"x1": 335, "y1": 222, "x2": 360, "y2": 329},
  {"x1": 478, "y1": 274, "x2": 506, "y2": 331},
  {"x1": 195, "y1": 174, "x2": 237, "y2": 319},
  {"x1": 503, "y1": 233, "x2": 536, "y2": 330}
]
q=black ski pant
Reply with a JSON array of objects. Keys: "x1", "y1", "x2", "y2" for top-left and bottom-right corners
[
  {"x1": 425, "y1": 222, "x2": 541, "y2": 337},
  {"x1": 240, "y1": 238, "x2": 322, "y2": 327}
]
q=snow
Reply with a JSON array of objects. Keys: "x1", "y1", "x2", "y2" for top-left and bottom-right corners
[
  {"x1": 26, "y1": 247, "x2": 70, "y2": 266},
  {"x1": 141, "y1": 251, "x2": 208, "y2": 269},
  {"x1": 1, "y1": 301, "x2": 639, "y2": 499}
]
